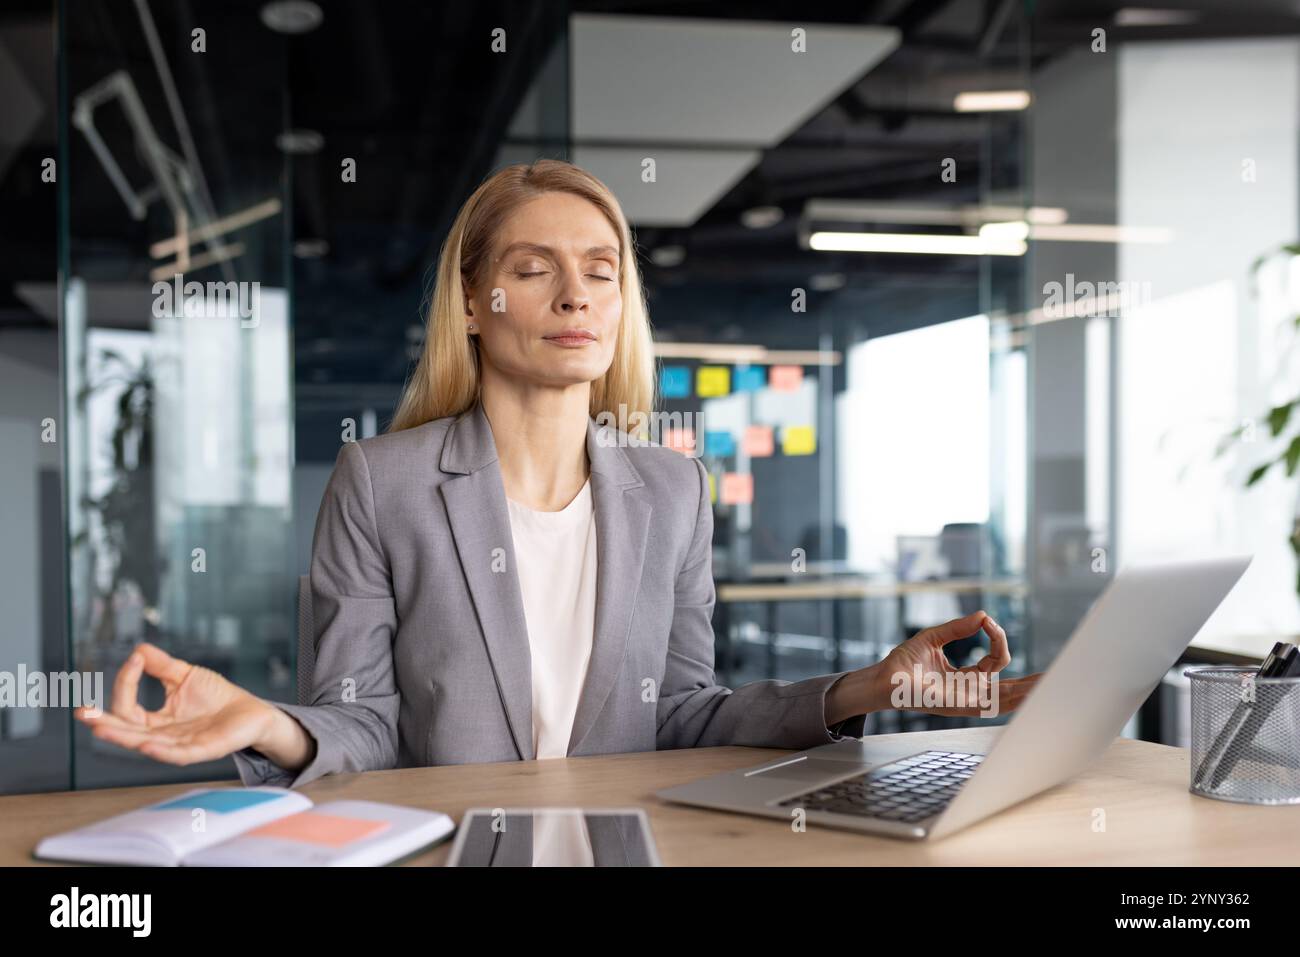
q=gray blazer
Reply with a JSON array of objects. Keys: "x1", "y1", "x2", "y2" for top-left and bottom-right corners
[{"x1": 233, "y1": 399, "x2": 866, "y2": 788}]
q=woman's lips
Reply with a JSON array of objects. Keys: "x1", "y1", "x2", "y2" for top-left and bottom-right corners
[{"x1": 543, "y1": 329, "x2": 597, "y2": 347}]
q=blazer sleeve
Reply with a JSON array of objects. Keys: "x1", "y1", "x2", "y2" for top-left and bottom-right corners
[
  {"x1": 655, "y1": 456, "x2": 868, "y2": 750},
  {"x1": 230, "y1": 439, "x2": 400, "y2": 789}
]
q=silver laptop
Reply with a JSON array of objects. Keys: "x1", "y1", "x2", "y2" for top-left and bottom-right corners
[{"x1": 656, "y1": 556, "x2": 1252, "y2": 841}]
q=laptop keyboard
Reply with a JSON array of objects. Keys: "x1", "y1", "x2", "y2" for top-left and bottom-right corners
[{"x1": 775, "y1": 750, "x2": 983, "y2": 824}]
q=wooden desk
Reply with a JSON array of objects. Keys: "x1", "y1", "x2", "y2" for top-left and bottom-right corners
[{"x1": 5, "y1": 726, "x2": 1298, "y2": 866}]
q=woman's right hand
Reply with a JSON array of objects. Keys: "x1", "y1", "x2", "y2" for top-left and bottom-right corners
[{"x1": 74, "y1": 643, "x2": 283, "y2": 767}]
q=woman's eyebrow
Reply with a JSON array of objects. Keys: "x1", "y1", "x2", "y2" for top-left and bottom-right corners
[{"x1": 499, "y1": 241, "x2": 619, "y2": 261}]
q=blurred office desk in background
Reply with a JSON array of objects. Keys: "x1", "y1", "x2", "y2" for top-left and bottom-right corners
[
  {"x1": 712, "y1": 575, "x2": 1028, "y2": 675},
  {"x1": 6, "y1": 726, "x2": 1297, "y2": 866}
]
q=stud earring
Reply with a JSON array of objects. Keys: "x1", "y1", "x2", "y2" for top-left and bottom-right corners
[{"x1": 467, "y1": 323, "x2": 477, "y2": 333}]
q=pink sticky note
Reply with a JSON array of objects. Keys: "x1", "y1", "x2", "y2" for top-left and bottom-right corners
[
  {"x1": 742, "y1": 425, "x2": 774, "y2": 457},
  {"x1": 244, "y1": 811, "x2": 391, "y2": 847},
  {"x1": 720, "y1": 472, "x2": 754, "y2": 505},
  {"x1": 663, "y1": 428, "x2": 696, "y2": 455},
  {"x1": 769, "y1": 365, "x2": 803, "y2": 392}
]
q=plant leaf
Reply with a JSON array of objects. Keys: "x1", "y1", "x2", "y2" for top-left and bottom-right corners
[
  {"x1": 1246, "y1": 463, "x2": 1272, "y2": 486},
  {"x1": 1286, "y1": 435, "x2": 1300, "y2": 477},
  {"x1": 1268, "y1": 402, "x2": 1295, "y2": 437}
]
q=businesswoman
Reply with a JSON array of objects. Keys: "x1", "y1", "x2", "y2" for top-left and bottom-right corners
[{"x1": 77, "y1": 159, "x2": 1039, "y2": 788}]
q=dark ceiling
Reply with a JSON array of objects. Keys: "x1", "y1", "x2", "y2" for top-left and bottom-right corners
[{"x1": 5, "y1": 0, "x2": 1300, "y2": 420}]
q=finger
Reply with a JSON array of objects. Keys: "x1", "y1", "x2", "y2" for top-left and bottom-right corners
[
  {"x1": 109, "y1": 649, "x2": 148, "y2": 723},
  {"x1": 921, "y1": 610, "x2": 989, "y2": 648},
  {"x1": 972, "y1": 615, "x2": 1012, "y2": 673},
  {"x1": 135, "y1": 642, "x2": 194, "y2": 687}
]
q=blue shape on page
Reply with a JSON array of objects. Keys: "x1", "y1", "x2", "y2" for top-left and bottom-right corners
[{"x1": 152, "y1": 790, "x2": 286, "y2": 814}]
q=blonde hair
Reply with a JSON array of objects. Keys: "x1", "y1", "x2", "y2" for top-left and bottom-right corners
[{"x1": 388, "y1": 159, "x2": 655, "y2": 433}]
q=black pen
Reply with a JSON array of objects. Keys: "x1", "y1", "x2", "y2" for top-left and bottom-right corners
[
  {"x1": 1192, "y1": 642, "x2": 1292, "y2": 790},
  {"x1": 1204, "y1": 644, "x2": 1299, "y2": 790}
]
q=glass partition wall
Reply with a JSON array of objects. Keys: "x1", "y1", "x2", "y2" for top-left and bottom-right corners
[
  {"x1": 61, "y1": 0, "x2": 293, "y2": 788},
  {"x1": 15, "y1": 2, "x2": 1294, "y2": 793}
]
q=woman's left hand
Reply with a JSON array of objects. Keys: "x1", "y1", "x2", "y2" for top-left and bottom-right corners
[{"x1": 829, "y1": 610, "x2": 1043, "y2": 723}]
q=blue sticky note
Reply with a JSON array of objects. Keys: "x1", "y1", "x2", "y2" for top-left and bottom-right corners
[
  {"x1": 660, "y1": 365, "x2": 690, "y2": 399},
  {"x1": 152, "y1": 789, "x2": 286, "y2": 814},
  {"x1": 704, "y1": 430, "x2": 736, "y2": 457},
  {"x1": 734, "y1": 365, "x2": 767, "y2": 393}
]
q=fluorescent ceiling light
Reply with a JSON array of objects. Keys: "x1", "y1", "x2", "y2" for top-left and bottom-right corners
[
  {"x1": 1114, "y1": 8, "x2": 1200, "y2": 27},
  {"x1": 979, "y1": 221, "x2": 1173, "y2": 244},
  {"x1": 953, "y1": 90, "x2": 1031, "y2": 112},
  {"x1": 803, "y1": 199, "x2": 1067, "y2": 227},
  {"x1": 1029, "y1": 223, "x2": 1173, "y2": 243},
  {"x1": 810, "y1": 230, "x2": 1026, "y2": 256},
  {"x1": 979, "y1": 221, "x2": 1031, "y2": 242}
]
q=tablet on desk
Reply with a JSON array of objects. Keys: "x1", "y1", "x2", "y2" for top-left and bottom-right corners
[{"x1": 445, "y1": 808, "x2": 660, "y2": 867}]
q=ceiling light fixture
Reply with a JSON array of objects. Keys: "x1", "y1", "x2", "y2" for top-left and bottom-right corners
[
  {"x1": 275, "y1": 129, "x2": 324, "y2": 154},
  {"x1": 953, "y1": 90, "x2": 1031, "y2": 112},
  {"x1": 651, "y1": 245, "x2": 686, "y2": 267},
  {"x1": 810, "y1": 230, "x2": 1026, "y2": 256},
  {"x1": 741, "y1": 205, "x2": 784, "y2": 229},
  {"x1": 260, "y1": 1, "x2": 323, "y2": 34}
]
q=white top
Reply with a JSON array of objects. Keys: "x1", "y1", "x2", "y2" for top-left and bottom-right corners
[{"x1": 505, "y1": 477, "x2": 599, "y2": 761}]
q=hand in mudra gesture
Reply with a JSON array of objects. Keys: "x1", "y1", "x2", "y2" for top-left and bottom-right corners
[
  {"x1": 875, "y1": 610, "x2": 1042, "y2": 718},
  {"x1": 75, "y1": 643, "x2": 277, "y2": 766}
]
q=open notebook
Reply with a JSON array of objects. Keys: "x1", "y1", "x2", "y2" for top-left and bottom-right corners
[{"x1": 34, "y1": 787, "x2": 455, "y2": 866}]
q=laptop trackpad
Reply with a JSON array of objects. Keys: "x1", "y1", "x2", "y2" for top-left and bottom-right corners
[{"x1": 747, "y1": 758, "x2": 865, "y2": 784}]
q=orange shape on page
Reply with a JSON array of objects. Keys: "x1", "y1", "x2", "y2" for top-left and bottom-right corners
[
  {"x1": 720, "y1": 472, "x2": 754, "y2": 505},
  {"x1": 742, "y1": 425, "x2": 774, "y2": 457},
  {"x1": 663, "y1": 428, "x2": 696, "y2": 455},
  {"x1": 244, "y1": 811, "x2": 391, "y2": 847},
  {"x1": 769, "y1": 365, "x2": 803, "y2": 392}
]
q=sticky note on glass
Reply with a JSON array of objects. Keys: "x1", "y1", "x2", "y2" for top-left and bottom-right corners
[
  {"x1": 660, "y1": 365, "x2": 690, "y2": 399},
  {"x1": 720, "y1": 472, "x2": 754, "y2": 505},
  {"x1": 663, "y1": 428, "x2": 696, "y2": 455},
  {"x1": 782, "y1": 425, "x2": 816, "y2": 456},
  {"x1": 696, "y1": 366, "x2": 730, "y2": 397},
  {"x1": 152, "y1": 790, "x2": 286, "y2": 814},
  {"x1": 704, "y1": 430, "x2": 735, "y2": 457},
  {"x1": 734, "y1": 365, "x2": 766, "y2": 392},
  {"x1": 769, "y1": 365, "x2": 803, "y2": 392},
  {"x1": 245, "y1": 811, "x2": 391, "y2": 847},
  {"x1": 743, "y1": 425, "x2": 774, "y2": 457}
]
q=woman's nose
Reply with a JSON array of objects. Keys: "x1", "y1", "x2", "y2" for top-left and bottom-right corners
[{"x1": 557, "y1": 274, "x2": 591, "y2": 312}]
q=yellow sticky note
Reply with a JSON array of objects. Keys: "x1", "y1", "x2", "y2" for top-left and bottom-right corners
[
  {"x1": 782, "y1": 425, "x2": 816, "y2": 456},
  {"x1": 696, "y1": 366, "x2": 731, "y2": 397},
  {"x1": 708, "y1": 472, "x2": 716, "y2": 503}
]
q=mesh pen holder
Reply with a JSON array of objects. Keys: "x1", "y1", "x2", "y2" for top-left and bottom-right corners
[{"x1": 1185, "y1": 667, "x2": 1300, "y2": 805}]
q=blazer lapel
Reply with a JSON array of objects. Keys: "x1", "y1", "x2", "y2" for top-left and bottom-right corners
[
  {"x1": 437, "y1": 400, "x2": 653, "y2": 761},
  {"x1": 439, "y1": 402, "x2": 535, "y2": 760},
  {"x1": 567, "y1": 417, "x2": 651, "y2": 754}
]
